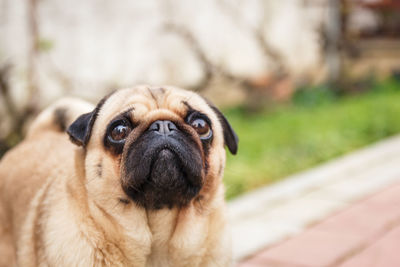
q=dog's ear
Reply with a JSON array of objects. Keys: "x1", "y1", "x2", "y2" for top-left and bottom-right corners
[
  {"x1": 207, "y1": 101, "x2": 238, "y2": 155},
  {"x1": 67, "y1": 91, "x2": 113, "y2": 147},
  {"x1": 67, "y1": 110, "x2": 97, "y2": 147}
]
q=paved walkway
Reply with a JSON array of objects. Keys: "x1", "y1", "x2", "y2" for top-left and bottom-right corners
[
  {"x1": 229, "y1": 135, "x2": 400, "y2": 266},
  {"x1": 237, "y1": 182, "x2": 400, "y2": 267}
]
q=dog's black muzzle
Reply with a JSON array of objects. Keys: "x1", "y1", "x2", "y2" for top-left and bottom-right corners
[{"x1": 122, "y1": 120, "x2": 204, "y2": 209}]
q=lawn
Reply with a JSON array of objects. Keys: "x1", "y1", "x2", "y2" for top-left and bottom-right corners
[{"x1": 223, "y1": 78, "x2": 400, "y2": 199}]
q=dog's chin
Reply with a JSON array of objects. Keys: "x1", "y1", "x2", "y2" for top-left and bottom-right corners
[{"x1": 122, "y1": 135, "x2": 204, "y2": 209}]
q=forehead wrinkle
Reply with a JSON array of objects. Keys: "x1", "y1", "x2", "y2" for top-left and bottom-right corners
[
  {"x1": 159, "y1": 90, "x2": 191, "y2": 117},
  {"x1": 120, "y1": 106, "x2": 135, "y2": 120},
  {"x1": 142, "y1": 109, "x2": 183, "y2": 125},
  {"x1": 146, "y1": 87, "x2": 161, "y2": 109},
  {"x1": 107, "y1": 91, "x2": 157, "y2": 119},
  {"x1": 94, "y1": 90, "x2": 136, "y2": 127},
  {"x1": 181, "y1": 94, "x2": 212, "y2": 116}
]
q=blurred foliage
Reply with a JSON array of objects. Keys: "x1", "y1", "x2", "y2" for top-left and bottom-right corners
[
  {"x1": 292, "y1": 84, "x2": 337, "y2": 107},
  {"x1": 224, "y1": 76, "x2": 400, "y2": 199},
  {"x1": 37, "y1": 38, "x2": 54, "y2": 52},
  {"x1": 0, "y1": 131, "x2": 25, "y2": 159}
]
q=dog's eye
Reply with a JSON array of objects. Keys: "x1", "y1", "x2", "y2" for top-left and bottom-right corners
[
  {"x1": 191, "y1": 118, "x2": 212, "y2": 139},
  {"x1": 109, "y1": 121, "x2": 131, "y2": 142}
]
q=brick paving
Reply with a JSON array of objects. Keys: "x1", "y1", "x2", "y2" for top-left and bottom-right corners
[
  {"x1": 230, "y1": 136, "x2": 400, "y2": 261},
  {"x1": 237, "y1": 182, "x2": 400, "y2": 267}
]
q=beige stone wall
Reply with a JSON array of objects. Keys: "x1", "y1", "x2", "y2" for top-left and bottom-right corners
[{"x1": 0, "y1": 0, "x2": 325, "y2": 108}]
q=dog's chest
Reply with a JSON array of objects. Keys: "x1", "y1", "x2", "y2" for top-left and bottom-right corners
[
  {"x1": 145, "y1": 209, "x2": 177, "y2": 266},
  {"x1": 143, "y1": 208, "x2": 207, "y2": 267}
]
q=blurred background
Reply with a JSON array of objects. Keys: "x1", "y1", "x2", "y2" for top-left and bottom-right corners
[{"x1": 1, "y1": 0, "x2": 400, "y2": 199}]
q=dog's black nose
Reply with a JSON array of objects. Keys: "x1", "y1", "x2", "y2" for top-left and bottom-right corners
[{"x1": 149, "y1": 120, "x2": 177, "y2": 136}]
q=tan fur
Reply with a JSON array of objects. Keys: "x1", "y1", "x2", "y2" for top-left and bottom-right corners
[{"x1": 0, "y1": 86, "x2": 232, "y2": 267}]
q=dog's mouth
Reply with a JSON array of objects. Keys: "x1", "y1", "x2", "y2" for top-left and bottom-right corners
[
  {"x1": 149, "y1": 148, "x2": 185, "y2": 187},
  {"x1": 122, "y1": 134, "x2": 204, "y2": 209}
]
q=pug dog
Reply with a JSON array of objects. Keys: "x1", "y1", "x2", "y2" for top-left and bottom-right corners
[{"x1": 0, "y1": 86, "x2": 238, "y2": 267}]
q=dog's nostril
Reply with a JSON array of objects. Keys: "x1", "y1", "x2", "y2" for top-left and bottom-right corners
[
  {"x1": 149, "y1": 120, "x2": 177, "y2": 135},
  {"x1": 166, "y1": 121, "x2": 177, "y2": 131},
  {"x1": 149, "y1": 121, "x2": 161, "y2": 131}
]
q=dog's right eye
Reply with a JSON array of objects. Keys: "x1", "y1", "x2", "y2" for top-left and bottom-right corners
[{"x1": 108, "y1": 121, "x2": 132, "y2": 142}]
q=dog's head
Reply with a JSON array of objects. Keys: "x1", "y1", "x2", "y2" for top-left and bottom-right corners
[{"x1": 67, "y1": 86, "x2": 238, "y2": 209}]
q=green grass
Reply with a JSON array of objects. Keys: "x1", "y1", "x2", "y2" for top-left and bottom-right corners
[{"x1": 223, "y1": 78, "x2": 400, "y2": 199}]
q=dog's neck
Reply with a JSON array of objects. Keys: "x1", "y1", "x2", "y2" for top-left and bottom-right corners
[{"x1": 81, "y1": 189, "x2": 226, "y2": 265}]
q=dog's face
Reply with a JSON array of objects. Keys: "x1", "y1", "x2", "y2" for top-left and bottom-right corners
[{"x1": 67, "y1": 86, "x2": 237, "y2": 209}]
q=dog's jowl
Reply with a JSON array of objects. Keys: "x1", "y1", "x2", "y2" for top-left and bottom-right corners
[{"x1": 0, "y1": 86, "x2": 238, "y2": 267}]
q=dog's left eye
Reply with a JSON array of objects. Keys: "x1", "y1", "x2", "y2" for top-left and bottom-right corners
[
  {"x1": 109, "y1": 121, "x2": 132, "y2": 142},
  {"x1": 191, "y1": 118, "x2": 212, "y2": 139}
]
